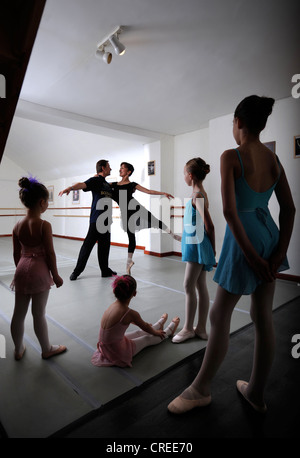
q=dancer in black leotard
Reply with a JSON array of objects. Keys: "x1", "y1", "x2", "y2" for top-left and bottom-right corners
[{"x1": 110, "y1": 162, "x2": 180, "y2": 274}]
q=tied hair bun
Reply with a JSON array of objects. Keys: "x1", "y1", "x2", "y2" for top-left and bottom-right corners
[
  {"x1": 186, "y1": 157, "x2": 210, "y2": 182},
  {"x1": 203, "y1": 163, "x2": 210, "y2": 175},
  {"x1": 18, "y1": 177, "x2": 31, "y2": 190},
  {"x1": 195, "y1": 158, "x2": 210, "y2": 175},
  {"x1": 19, "y1": 175, "x2": 40, "y2": 190}
]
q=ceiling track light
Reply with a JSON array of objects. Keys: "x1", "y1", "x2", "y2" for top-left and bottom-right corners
[
  {"x1": 95, "y1": 45, "x2": 112, "y2": 64},
  {"x1": 109, "y1": 33, "x2": 126, "y2": 56},
  {"x1": 95, "y1": 26, "x2": 126, "y2": 64}
]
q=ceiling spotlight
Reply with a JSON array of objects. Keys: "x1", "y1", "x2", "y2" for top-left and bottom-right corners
[
  {"x1": 96, "y1": 26, "x2": 126, "y2": 63},
  {"x1": 95, "y1": 46, "x2": 112, "y2": 64},
  {"x1": 109, "y1": 34, "x2": 126, "y2": 56}
]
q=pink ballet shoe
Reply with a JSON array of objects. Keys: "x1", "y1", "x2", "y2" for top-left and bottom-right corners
[
  {"x1": 236, "y1": 380, "x2": 267, "y2": 413},
  {"x1": 126, "y1": 261, "x2": 134, "y2": 275},
  {"x1": 172, "y1": 329, "x2": 195, "y2": 343},
  {"x1": 42, "y1": 345, "x2": 67, "y2": 360},
  {"x1": 166, "y1": 317, "x2": 180, "y2": 337},
  {"x1": 168, "y1": 393, "x2": 211, "y2": 414},
  {"x1": 159, "y1": 313, "x2": 168, "y2": 327}
]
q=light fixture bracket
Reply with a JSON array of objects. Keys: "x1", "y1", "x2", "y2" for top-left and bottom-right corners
[{"x1": 96, "y1": 26, "x2": 123, "y2": 51}]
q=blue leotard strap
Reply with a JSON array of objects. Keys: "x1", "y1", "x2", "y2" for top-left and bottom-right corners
[{"x1": 234, "y1": 148, "x2": 244, "y2": 176}]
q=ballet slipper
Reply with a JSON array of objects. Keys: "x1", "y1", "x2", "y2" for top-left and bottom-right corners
[
  {"x1": 159, "y1": 313, "x2": 168, "y2": 327},
  {"x1": 236, "y1": 380, "x2": 267, "y2": 413},
  {"x1": 168, "y1": 393, "x2": 211, "y2": 414},
  {"x1": 165, "y1": 317, "x2": 180, "y2": 337},
  {"x1": 42, "y1": 345, "x2": 67, "y2": 360},
  {"x1": 172, "y1": 328, "x2": 195, "y2": 343},
  {"x1": 126, "y1": 260, "x2": 134, "y2": 275},
  {"x1": 14, "y1": 346, "x2": 26, "y2": 361},
  {"x1": 193, "y1": 327, "x2": 208, "y2": 340}
]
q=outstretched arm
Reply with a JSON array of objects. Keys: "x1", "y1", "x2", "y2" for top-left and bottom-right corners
[
  {"x1": 135, "y1": 184, "x2": 174, "y2": 200},
  {"x1": 58, "y1": 182, "x2": 87, "y2": 196}
]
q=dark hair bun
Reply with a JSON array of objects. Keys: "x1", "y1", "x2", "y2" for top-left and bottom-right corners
[
  {"x1": 204, "y1": 164, "x2": 210, "y2": 175},
  {"x1": 260, "y1": 96, "x2": 274, "y2": 116},
  {"x1": 18, "y1": 177, "x2": 31, "y2": 189}
]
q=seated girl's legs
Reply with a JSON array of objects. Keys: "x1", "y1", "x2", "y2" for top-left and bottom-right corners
[
  {"x1": 183, "y1": 262, "x2": 204, "y2": 332},
  {"x1": 126, "y1": 314, "x2": 168, "y2": 340},
  {"x1": 31, "y1": 290, "x2": 51, "y2": 353},
  {"x1": 131, "y1": 316, "x2": 177, "y2": 356},
  {"x1": 194, "y1": 269, "x2": 209, "y2": 338},
  {"x1": 11, "y1": 292, "x2": 31, "y2": 354},
  {"x1": 182, "y1": 286, "x2": 241, "y2": 400},
  {"x1": 246, "y1": 281, "x2": 276, "y2": 406}
]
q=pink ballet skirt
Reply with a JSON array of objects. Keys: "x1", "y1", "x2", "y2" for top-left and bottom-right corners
[
  {"x1": 10, "y1": 243, "x2": 54, "y2": 295},
  {"x1": 91, "y1": 309, "x2": 136, "y2": 368}
]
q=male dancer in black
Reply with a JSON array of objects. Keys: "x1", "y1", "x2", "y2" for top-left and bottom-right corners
[{"x1": 59, "y1": 159, "x2": 117, "y2": 279}]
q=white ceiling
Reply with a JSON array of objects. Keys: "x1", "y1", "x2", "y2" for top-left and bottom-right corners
[{"x1": 3, "y1": 0, "x2": 300, "y2": 180}]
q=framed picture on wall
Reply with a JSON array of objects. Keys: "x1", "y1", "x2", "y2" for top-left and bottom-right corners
[
  {"x1": 294, "y1": 135, "x2": 300, "y2": 158},
  {"x1": 47, "y1": 186, "x2": 54, "y2": 204},
  {"x1": 147, "y1": 160, "x2": 155, "y2": 176},
  {"x1": 72, "y1": 186, "x2": 80, "y2": 204},
  {"x1": 263, "y1": 141, "x2": 276, "y2": 154}
]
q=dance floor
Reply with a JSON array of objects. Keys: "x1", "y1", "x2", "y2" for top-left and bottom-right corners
[{"x1": 0, "y1": 237, "x2": 299, "y2": 438}]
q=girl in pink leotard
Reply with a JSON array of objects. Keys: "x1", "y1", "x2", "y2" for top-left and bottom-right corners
[
  {"x1": 92, "y1": 275, "x2": 180, "y2": 367},
  {"x1": 10, "y1": 176, "x2": 67, "y2": 360}
]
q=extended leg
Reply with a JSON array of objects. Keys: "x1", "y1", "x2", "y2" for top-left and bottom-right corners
[
  {"x1": 132, "y1": 316, "x2": 179, "y2": 356},
  {"x1": 126, "y1": 231, "x2": 136, "y2": 274},
  {"x1": 126, "y1": 314, "x2": 168, "y2": 339}
]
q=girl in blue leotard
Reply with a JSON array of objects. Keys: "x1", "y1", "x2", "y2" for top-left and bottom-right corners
[
  {"x1": 168, "y1": 95, "x2": 295, "y2": 414},
  {"x1": 172, "y1": 158, "x2": 216, "y2": 343}
]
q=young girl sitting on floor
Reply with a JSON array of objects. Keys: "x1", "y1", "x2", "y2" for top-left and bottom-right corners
[{"x1": 91, "y1": 275, "x2": 180, "y2": 367}]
